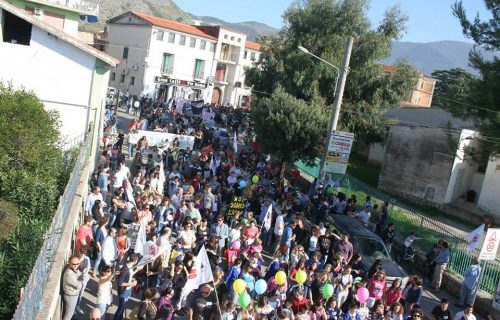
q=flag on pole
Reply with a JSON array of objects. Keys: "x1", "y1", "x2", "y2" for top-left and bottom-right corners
[
  {"x1": 178, "y1": 245, "x2": 214, "y2": 307},
  {"x1": 158, "y1": 158, "x2": 166, "y2": 195},
  {"x1": 262, "y1": 203, "x2": 273, "y2": 231},
  {"x1": 209, "y1": 154, "x2": 217, "y2": 176},
  {"x1": 134, "y1": 222, "x2": 147, "y2": 256},
  {"x1": 466, "y1": 224, "x2": 485, "y2": 251},
  {"x1": 124, "y1": 179, "x2": 136, "y2": 206},
  {"x1": 233, "y1": 131, "x2": 238, "y2": 153}
]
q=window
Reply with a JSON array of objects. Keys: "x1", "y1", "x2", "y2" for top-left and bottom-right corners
[
  {"x1": 189, "y1": 38, "x2": 196, "y2": 48},
  {"x1": 210, "y1": 43, "x2": 216, "y2": 52},
  {"x1": 231, "y1": 36, "x2": 235, "y2": 41},
  {"x1": 2, "y1": 11, "x2": 32, "y2": 45},
  {"x1": 193, "y1": 59, "x2": 205, "y2": 79},
  {"x1": 180, "y1": 35, "x2": 186, "y2": 46},
  {"x1": 237, "y1": 38, "x2": 241, "y2": 43},
  {"x1": 122, "y1": 47, "x2": 129, "y2": 59},
  {"x1": 110, "y1": 72, "x2": 116, "y2": 81},
  {"x1": 244, "y1": 51, "x2": 248, "y2": 59},
  {"x1": 250, "y1": 52, "x2": 256, "y2": 61},
  {"x1": 129, "y1": 76, "x2": 135, "y2": 86},
  {"x1": 168, "y1": 33, "x2": 175, "y2": 43},
  {"x1": 156, "y1": 30, "x2": 164, "y2": 41},
  {"x1": 200, "y1": 40, "x2": 206, "y2": 50},
  {"x1": 224, "y1": 34, "x2": 228, "y2": 39},
  {"x1": 161, "y1": 53, "x2": 174, "y2": 74},
  {"x1": 120, "y1": 74, "x2": 125, "y2": 83}
]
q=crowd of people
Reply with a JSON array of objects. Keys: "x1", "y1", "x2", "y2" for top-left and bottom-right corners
[{"x1": 62, "y1": 99, "x2": 483, "y2": 320}]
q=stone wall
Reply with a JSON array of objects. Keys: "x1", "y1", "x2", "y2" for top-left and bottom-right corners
[{"x1": 379, "y1": 126, "x2": 458, "y2": 206}]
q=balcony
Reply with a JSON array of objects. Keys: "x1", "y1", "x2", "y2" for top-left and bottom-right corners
[
  {"x1": 218, "y1": 43, "x2": 239, "y2": 64},
  {"x1": 193, "y1": 72, "x2": 204, "y2": 80},
  {"x1": 29, "y1": 0, "x2": 99, "y2": 16}
]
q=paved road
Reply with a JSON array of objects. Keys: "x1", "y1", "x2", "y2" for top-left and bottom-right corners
[{"x1": 73, "y1": 108, "x2": 481, "y2": 320}]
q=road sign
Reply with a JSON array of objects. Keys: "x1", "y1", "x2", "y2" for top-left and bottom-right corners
[
  {"x1": 479, "y1": 228, "x2": 500, "y2": 261},
  {"x1": 324, "y1": 131, "x2": 354, "y2": 174}
]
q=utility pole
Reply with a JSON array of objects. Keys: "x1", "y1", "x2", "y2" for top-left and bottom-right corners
[{"x1": 318, "y1": 36, "x2": 354, "y2": 179}]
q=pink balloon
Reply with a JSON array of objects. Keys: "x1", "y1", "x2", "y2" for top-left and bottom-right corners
[
  {"x1": 356, "y1": 287, "x2": 369, "y2": 303},
  {"x1": 231, "y1": 240, "x2": 241, "y2": 251}
]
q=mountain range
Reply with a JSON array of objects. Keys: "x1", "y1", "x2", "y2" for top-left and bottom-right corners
[{"x1": 82, "y1": 0, "x2": 497, "y2": 74}]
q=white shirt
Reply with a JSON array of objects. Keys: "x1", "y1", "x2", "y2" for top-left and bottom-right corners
[
  {"x1": 274, "y1": 215, "x2": 285, "y2": 235},
  {"x1": 101, "y1": 236, "x2": 117, "y2": 266},
  {"x1": 86, "y1": 192, "x2": 104, "y2": 212},
  {"x1": 356, "y1": 210, "x2": 371, "y2": 226},
  {"x1": 97, "y1": 280, "x2": 113, "y2": 305},
  {"x1": 454, "y1": 312, "x2": 476, "y2": 320},
  {"x1": 113, "y1": 166, "x2": 130, "y2": 188}
]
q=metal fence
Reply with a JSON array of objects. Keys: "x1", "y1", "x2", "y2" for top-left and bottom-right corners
[
  {"x1": 12, "y1": 138, "x2": 89, "y2": 320},
  {"x1": 295, "y1": 161, "x2": 500, "y2": 296}
]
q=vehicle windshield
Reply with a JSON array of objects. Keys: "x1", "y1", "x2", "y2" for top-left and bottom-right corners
[{"x1": 355, "y1": 237, "x2": 390, "y2": 260}]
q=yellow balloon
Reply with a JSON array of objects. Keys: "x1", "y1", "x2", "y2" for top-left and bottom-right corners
[
  {"x1": 233, "y1": 279, "x2": 246, "y2": 294},
  {"x1": 275, "y1": 271, "x2": 287, "y2": 285},
  {"x1": 295, "y1": 270, "x2": 307, "y2": 284}
]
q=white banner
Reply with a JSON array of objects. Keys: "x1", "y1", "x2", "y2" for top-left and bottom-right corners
[{"x1": 129, "y1": 130, "x2": 195, "y2": 150}]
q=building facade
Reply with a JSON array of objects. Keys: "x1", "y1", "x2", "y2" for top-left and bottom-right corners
[
  {"x1": 0, "y1": 0, "x2": 117, "y2": 157},
  {"x1": 7, "y1": 0, "x2": 99, "y2": 37},
  {"x1": 383, "y1": 65, "x2": 436, "y2": 108},
  {"x1": 105, "y1": 11, "x2": 261, "y2": 106}
]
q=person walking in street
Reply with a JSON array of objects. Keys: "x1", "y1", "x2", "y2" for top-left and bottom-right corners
[
  {"x1": 279, "y1": 219, "x2": 297, "y2": 262},
  {"x1": 101, "y1": 227, "x2": 118, "y2": 269},
  {"x1": 431, "y1": 298, "x2": 452, "y2": 320},
  {"x1": 210, "y1": 215, "x2": 229, "y2": 256},
  {"x1": 75, "y1": 247, "x2": 91, "y2": 315},
  {"x1": 457, "y1": 258, "x2": 481, "y2": 307},
  {"x1": 432, "y1": 241, "x2": 450, "y2": 292},
  {"x1": 62, "y1": 256, "x2": 83, "y2": 320},
  {"x1": 113, "y1": 255, "x2": 139, "y2": 320},
  {"x1": 453, "y1": 304, "x2": 476, "y2": 320},
  {"x1": 202, "y1": 186, "x2": 216, "y2": 219}
]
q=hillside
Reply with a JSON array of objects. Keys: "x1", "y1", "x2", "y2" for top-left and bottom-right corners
[
  {"x1": 383, "y1": 41, "x2": 497, "y2": 74},
  {"x1": 80, "y1": 0, "x2": 190, "y2": 33},
  {"x1": 188, "y1": 14, "x2": 278, "y2": 40}
]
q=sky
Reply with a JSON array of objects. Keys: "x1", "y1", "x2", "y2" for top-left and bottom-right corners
[{"x1": 174, "y1": 0, "x2": 491, "y2": 43}]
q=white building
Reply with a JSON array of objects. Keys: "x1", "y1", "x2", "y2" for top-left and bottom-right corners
[
  {"x1": 0, "y1": 0, "x2": 118, "y2": 157},
  {"x1": 106, "y1": 11, "x2": 261, "y2": 106}
]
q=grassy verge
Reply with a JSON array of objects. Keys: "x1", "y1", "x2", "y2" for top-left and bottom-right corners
[{"x1": 346, "y1": 154, "x2": 381, "y2": 188}]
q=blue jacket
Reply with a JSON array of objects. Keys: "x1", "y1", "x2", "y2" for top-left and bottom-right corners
[
  {"x1": 223, "y1": 265, "x2": 241, "y2": 288},
  {"x1": 280, "y1": 225, "x2": 294, "y2": 247}
]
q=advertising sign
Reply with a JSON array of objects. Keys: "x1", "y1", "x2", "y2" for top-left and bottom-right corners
[{"x1": 324, "y1": 131, "x2": 354, "y2": 174}]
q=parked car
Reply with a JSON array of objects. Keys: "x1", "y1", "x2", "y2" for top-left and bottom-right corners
[{"x1": 332, "y1": 215, "x2": 408, "y2": 285}]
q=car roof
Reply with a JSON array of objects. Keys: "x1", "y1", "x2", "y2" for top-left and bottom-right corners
[{"x1": 333, "y1": 215, "x2": 382, "y2": 239}]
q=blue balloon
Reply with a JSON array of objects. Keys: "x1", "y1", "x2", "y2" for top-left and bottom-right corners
[
  {"x1": 255, "y1": 279, "x2": 267, "y2": 295},
  {"x1": 239, "y1": 180, "x2": 247, "y2": 188}
]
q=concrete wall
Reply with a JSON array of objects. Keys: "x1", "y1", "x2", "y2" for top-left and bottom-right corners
[
  {"x1": 368, "y1": 142, "x2": 386, "y2": 165},
  {"x1": 477, "y1": 158, "x2": 500, "y2": 219},
  {"x1": 444, "y1": 129, "x2": 477, "y2": 203},
  {"x1": 0, "y1": 21, "x2": 96, "y2": 142},
  {"x1": 378, "y1": 126, "x2": 458, "y2": 206}
]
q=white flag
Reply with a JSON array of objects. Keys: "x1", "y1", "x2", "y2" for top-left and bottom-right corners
[
  {"x1": 178, "y1": 245, "x2": 214, "y2": 307},
  {"x1": 262, "y1": 204, "x2": 273, "y2": 231},
  {"x1": 134, "y1": 222, "x2": 147, "y2": 256},
  {"x1": 233, "y1": 131, "x2": 238, "y2": 153},
  {"x1": 125, "y1": 179, "x2": 136, "y2": 206},
  {"x1": 466, "y1": 224, "x2": 485, "y2": 251},
  {"x1": 158, "y1": 159, "x2": 166, "y2": 195}
]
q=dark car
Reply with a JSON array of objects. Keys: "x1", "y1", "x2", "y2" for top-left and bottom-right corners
[{"x1": 332, "y1": 215, "x2": 408, "y2": 285}]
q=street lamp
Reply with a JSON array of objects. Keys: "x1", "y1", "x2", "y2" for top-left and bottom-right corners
[
  {"x1": 298, "y1": 46, "x2": 340, "y2": 98},
  {"x1": 298, "y1": 38, "x2": 354, "y2": 179}
]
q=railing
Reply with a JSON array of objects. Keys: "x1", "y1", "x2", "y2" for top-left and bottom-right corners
[
  {"x1": 12, "y1": 138, "x2": 90, "y2": 320},
  {"x1": 294, "y1": 160, "x2": 500, "y2": 295}
]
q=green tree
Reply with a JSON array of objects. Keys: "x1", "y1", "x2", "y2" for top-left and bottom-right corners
[
  {"x1": 251, "y1": 89, "x2": 328, "y2": 178},
  {"x1": 246, "y1": 0, "x2": 418, "y2": 143},
  {"x1": 431, "y1": 68, "x2": 476, "y2": 116},
  {"x1": 0, "y1": 83, "x2": 73, "y2": 317},
  {"x1": 451, "y1": 0, "x2": 500, "y2": 155}
]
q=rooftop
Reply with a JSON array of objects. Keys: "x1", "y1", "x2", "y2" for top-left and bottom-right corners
[{"x1": 245, "y1": 41, "x2": 261, "y2": 51}]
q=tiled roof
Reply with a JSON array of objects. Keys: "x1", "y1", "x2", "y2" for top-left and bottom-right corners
[
  {"x1": 132, "y1": 12, "x2": 218, "y2": 40},
  {"x1": 245, "y1": 41, "x2": 261, "y2": 51},
  {"x1": 383, "y1": 65, "x2": 396, "y2": 72}
]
